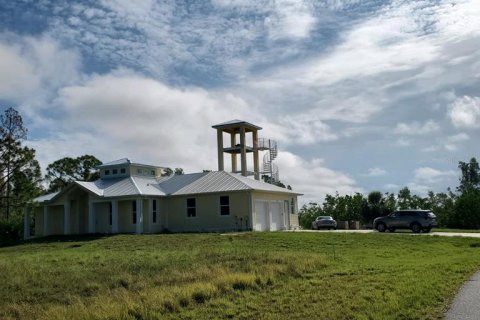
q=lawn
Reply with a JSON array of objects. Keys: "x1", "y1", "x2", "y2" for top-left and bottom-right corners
[{"x1": 1, "y1": 232, "x2": 479, "y2": 320}]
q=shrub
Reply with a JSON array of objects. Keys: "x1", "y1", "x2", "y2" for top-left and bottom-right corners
[{"x1": 0, "y1": 219, "x2": 23, "y2": 246}]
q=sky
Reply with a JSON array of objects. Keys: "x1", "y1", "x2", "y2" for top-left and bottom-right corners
[{"x1": 1, "y1": 0, "x2": 479, "y2": 203}]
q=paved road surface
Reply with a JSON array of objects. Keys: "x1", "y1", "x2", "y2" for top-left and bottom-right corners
[{"x1": 445, "y1": 272, "x2": 480, "y2": 320}]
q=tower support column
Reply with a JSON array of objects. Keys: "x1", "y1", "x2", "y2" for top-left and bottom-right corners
[{"x1": 217, "y1": 129, "x2": 224, "y2": 171}]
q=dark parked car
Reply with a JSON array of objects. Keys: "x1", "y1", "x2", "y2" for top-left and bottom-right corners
[
  {"x1": 312, "y1": 216, "x2": 337, "y2": 230},
  {"x1": 373, "y1": 210, "x2": 438, "y2": 233}
]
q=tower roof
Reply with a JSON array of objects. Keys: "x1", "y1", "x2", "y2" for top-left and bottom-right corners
[{"x1": 212, "y1": 119, "x2": 262, "y2": 132}]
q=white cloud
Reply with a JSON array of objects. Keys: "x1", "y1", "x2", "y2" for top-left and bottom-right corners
[
  {"x1": 264, "y1": 0, "x2": 316, "y2": 40},
  {"x1": 449, "y1": 96, "x2": 480, "y2": 129},
  {"x1": 445, "y1": 132, "x2": 469, "y2": 151},
  {"x1": 0, "y1": 34, "x2": 81, "y2": 110},
  {"x1": 363, "y1": 167, "x2": 387, "y2": 177},
  {"x1": 53, "y1": 71, "x2": 256, "y2": 172},
  {"x1": 275, "y1": 152, "x2": 360, "y2": 204},
  {"x1": 394, "y1": 120, "x2": 440, "y2": 135},
  {"x1": 264, "y1": 114, "x2": 338, "y2": 146},
  {"x1": 413, "y1": 167, "x2": 455, "y2": 184},
  {"x1": 397, "y1": 138, "x2": 411, "y2": 147}
]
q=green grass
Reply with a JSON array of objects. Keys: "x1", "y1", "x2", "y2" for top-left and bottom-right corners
[{"x1": 1, "y1": 232, "x2": 479, "y2": 320}]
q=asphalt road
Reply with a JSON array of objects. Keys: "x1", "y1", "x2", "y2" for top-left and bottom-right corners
[{"x1": 445, "y1": 272, "x2": 480, "y2": 320}]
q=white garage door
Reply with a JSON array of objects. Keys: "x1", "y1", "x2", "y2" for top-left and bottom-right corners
[
  {"x1": 254, "y1": 201, "x2": 268, "y2": 231},
  {"x1": 254, "y1": 200, "x2": 285, "y2": 231},
  {"x1": 270, "y1": 202, "x2": 284, "y2": 231}
]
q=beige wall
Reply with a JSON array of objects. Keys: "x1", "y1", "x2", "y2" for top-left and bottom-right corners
[
  {"x1": 33, "y1": 189, "x2": 300, "y2": 236},
  {"x1": 165, "y1": 192, "x2": 250, "y2": 232}
]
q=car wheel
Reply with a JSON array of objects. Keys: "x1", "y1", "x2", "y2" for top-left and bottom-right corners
[
  {"x1": 333, "y1": 227, "x2": 337, "y2": 230},
  {"x1": 327, "y1": 228, "x2": 331, "y2": 230},
  {"x1": 424, "y1": 227, "x2": 431, "y2": 233},
  {"x1": 376, "y1": 223, "x2": 386, "y2": 232},
  {"x1": 388, "y1": 228, "x2": 395, "y2": 233},
  {"x1": 411, "y1": 223, "x2": 421, "y2": 233}
]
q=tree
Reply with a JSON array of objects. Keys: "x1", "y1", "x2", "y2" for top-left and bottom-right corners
[
  {"x1": 397, "y1": 187, "x2": 412, "y2": 210},
  {"x1": 0, "y1": 107, "x2": 42, "y2": 220},
  {"x1": 174, "y1": 168, "x2": 184, "y2": 175},
  {"x1": 451, "y1": 189, "x2": 480, "y2": 228},
  {"x1": 45, "y1": 155, "x2": 102, "y2": 192},
  {"x1": 457, "y1": 158, "x2": 480, "y2": 193},
  {"x1": 161, "y1": 168, "x2": 173, "y2": 177},
  {"x1": 364, "y1": 191, "x2": 384, "y2": 222},
  {"x1": 298, "y1": 202, "x2": 322, "y2": 229}
]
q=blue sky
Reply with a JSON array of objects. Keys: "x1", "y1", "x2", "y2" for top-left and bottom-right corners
[{"x1": 1, "y1": 0, "x2": 480, "y2": 202}]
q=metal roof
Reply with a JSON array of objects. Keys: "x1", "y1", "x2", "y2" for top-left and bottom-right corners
[
  {"x1": 33, "y1": 192, "x2": 60, "y2": 203},
  {"x1": 212, "y1": 120, "x2": 262, "y2": 130},
  {"x1": 97, "y1": 158, "x2": 130, "y2": 168},
  {"x1": 34, "y1": 171, "x2": 299, "y2": 203}
]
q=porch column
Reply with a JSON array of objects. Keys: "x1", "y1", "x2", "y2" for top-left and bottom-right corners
[
  {"x1": 136, "y1": 197, "x2": 144, "y2": 234},
  {"x1": 64, "y1": 199, "x2": 71, "y2": 235},
  {"x1": 43, "y1": 206, "x2": 49, "y2": 236},
  {"x1": 111, "y1": 200, "x2": 119, "y2": 234},
  {"x1": 88, "y1": 199, "x2": 95, "y2": 233},
  {"x1": 23, "y1": 207, "x2": 30, "y2": 240}
]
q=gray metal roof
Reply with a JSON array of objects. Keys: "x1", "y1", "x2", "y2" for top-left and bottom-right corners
[
  {"x1": 97, "y1": 158, "x2": 130, "y2": 168},
  {"x1": 212, "y1": 119, "x2": 262, "y2": 130},
  {"x1": 33, "y1": 192, "x2": 60, "y2": 203},
  {"x1": 35, "y1": 171, "x2": 299, "y2": 203}
]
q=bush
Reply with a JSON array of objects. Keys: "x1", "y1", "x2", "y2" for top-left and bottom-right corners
[
  {"x1": 0, "y1": 219, "x2": 23, "y2": 246},
  {"x1": 450, "y1": 190, "x2": 480, "y2": 229}
]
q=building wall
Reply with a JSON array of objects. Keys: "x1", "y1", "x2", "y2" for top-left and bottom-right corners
[
  {"x1": 165, "y1": 192, "x2": 250, "y2": 232},
  {"x1": 252, "y1": 192, "x2": 299, "y2": 228},
  {"x1": 118, "y1": 200, "x2": 135, "y2": 233},
  {"x1": 34, "y1": 207, "x2": 44, "y2": 236},
  {"x1": 33, "y1": 190, "x2": 299, "y2": 236}
]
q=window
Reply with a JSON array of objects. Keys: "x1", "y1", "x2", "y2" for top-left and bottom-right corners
[
  {"x1": 105, "y1": 170, "x2": 110, "y2": 175},
  {"x1": 120, "y1": 168, "x2": 126, "y2": 174},
  {"x1": 152, "y1": 199, "x2": 157, "y2": 223},
  {"x1": 186, "y1": 198, "x2": 196, "y2": 217},
  {"x1": 132, "y1": 200, "x2": 137, "y2": 224},
  {"x1": 113, "y1": 169, "x2": 118, "y2": 174},
  {"x1": 109, "y1": 202, "x2": 112, "y2": 226},
  {"x1": 290, "y1": 198, "x2": 295, "y2": 214},
  {"x1": 151, "y1": 170, "x2": 155, "y2": 176},
  {"x1": 220, "y1": 196, "x2": 230, "y2": 215},
  {"x1": 137, "y1": 169, "x2": 143, "y2": 174}
]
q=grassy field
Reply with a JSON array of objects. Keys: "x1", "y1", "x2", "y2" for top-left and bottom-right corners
[{"x1": 1, "y1": 232, "x2": 479, "y2": 320}]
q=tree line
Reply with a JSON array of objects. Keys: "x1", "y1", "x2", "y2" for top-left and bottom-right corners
[{"x1": 299, "y1": 158, "x2": 480, "y2": 229}]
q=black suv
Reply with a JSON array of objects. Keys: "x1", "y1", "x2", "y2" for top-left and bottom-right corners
[{"x1": 373, "y1": 210, "x2": 438, "y2": 233}]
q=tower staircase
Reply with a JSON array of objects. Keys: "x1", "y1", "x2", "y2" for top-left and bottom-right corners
[{"x1": 257, "y1": 138, "x2": 280, "y2": 183}]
